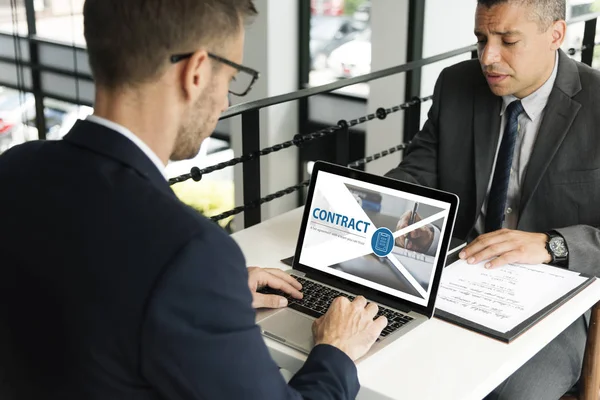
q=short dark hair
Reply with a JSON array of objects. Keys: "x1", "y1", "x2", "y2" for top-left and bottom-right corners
[
  {"x1": 83, "y1": 0, "x2": 257, "y2": 88},
  {"x1": 477, "y1": 0, "x2": 565, "y2": 31}
]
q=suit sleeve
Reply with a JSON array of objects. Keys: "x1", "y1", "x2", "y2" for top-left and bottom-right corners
[
  {"x1": 554, "y1": 225, "x2": 600, "y2": 276},
  {"x1": 385, "y1": 68, "x2": 446, "y2": 188},
  {"x1": 140, "y1": 232, "x2": 359, "y2": 400}
]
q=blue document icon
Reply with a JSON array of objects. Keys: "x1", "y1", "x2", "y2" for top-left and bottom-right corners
[
  {"x1": 375, "y1": 231, "x2": 391, "y2": 252},
  {"x1": 372, "y1": 227, "x2": 394, "y2": 257}
]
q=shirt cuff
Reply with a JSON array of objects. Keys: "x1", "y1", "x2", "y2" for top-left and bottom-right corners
[{"x1": 426, "y1": 225, "x2": 441, "y2": 257}]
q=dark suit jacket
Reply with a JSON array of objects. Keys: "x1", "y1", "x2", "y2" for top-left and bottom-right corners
[
  {"x1": 0, "y1": 120, "x2": 358, "y2": 400},
  {"x1": 387, "y1": 50, "x2": 600, "y2": 277}
]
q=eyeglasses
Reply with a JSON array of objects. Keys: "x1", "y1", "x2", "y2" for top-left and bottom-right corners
[{"x1": 170, "y1": 52, "x2": 260, "y2": 97}]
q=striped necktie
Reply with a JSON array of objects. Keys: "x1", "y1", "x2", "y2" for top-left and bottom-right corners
[{"x1": 484, "y1": 100, "x2": 525, "y2": 233}]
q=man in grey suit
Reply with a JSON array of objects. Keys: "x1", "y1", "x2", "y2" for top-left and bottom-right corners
[{"x1": 387, "y1": 0, "x2": 600, "y2": 398}]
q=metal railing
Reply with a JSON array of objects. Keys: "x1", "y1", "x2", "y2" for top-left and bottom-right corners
[
  {"x1": 1, "y1": 11, "x2": 599, "y2": 229},
  {"x1": 198, "y1": 12, "x2": 600, "y2": 228}
]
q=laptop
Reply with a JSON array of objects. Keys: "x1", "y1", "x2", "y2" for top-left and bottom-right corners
[{"x1": 256, "y1": 161, "x2": 459, "y2": 360}]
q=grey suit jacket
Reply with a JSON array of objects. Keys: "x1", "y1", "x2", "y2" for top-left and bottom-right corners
[{"x1": 386, "y1": 50, "x2": 600, "y2": 277}]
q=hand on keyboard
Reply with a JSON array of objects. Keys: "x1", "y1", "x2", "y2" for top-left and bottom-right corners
[
  {"x1": 313, "y1": 296, "x2": 387, "y2": 362},
  {"x1": 258, "y1": 277, "x2": 413, "y2": 341},
  {"x1": 248, "y1": 267, "x2": 303, "y2": 309}
]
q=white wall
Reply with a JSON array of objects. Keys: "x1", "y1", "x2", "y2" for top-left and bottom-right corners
[
  {"x1": 365, "y1": 0, "x2": 410, "y2": 175},
  {"x1": 230, "y1": 0, "x2": 300, "y2": 228},
  {"x1": 420, "y1": 0, "x2": 478, "y2": 126}
]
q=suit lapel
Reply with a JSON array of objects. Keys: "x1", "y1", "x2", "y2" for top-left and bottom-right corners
[
  {"x1": 473, "y1": 83, "x2": 502, "y2": 222},
  {"x1": 518, "y1": 52, "x2": 582, "y2": 223}
]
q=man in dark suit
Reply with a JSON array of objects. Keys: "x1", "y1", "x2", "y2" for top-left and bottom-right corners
[
  {"x1": 387, "y1": 0, "x2": 600, "y2": 398},
  {"x1": 0, "y1": 1, "x2": 387, "y2": 399}
]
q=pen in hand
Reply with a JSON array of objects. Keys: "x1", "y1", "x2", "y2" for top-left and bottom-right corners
[{"x1": 404, "y1": 202, "x2": 419, "y2": 249}]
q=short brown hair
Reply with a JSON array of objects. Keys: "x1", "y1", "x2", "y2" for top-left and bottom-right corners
[{"x1": 83, "y1": 0, "x2": 257, "y2": 88}]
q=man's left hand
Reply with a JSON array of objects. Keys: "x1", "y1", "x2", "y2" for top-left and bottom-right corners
[
  {"x1": 247, "y1": 267, "x2": 303, "y2": 309},
  {"x1": 459, "y1": 229, "x2": 551, "y2": 269}
]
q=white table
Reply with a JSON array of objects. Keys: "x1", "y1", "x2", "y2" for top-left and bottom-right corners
[{"x1": 231, "y1": 207, "x2": 600, "y2": 400}]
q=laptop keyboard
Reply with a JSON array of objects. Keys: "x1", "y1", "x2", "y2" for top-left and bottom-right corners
[{"x1": 258, "y1": 276, "x2": 413, "y2": 338}]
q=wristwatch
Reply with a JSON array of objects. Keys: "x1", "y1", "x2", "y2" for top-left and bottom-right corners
[{"x1": 545, "y1": 231, "x2": 569, "y2": 266}]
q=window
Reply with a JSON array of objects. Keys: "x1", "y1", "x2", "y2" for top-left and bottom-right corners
[
  {"x1": 0, "y1": 1, "x2": 82, "y2": 40},
  {"x1": 309, "y1": 0, "x2": 371, "y2": 97},
  {"x1": 0, "y1": 0, "x2": 27, "y2": 34},
  {"x1": 563, "y1": 0, "x2": 600, "y2": 66},
  {"x1": 570, "y1": 1, "x2": 595, "y2": 18},
  {"x1": 33, "y1": 0, "x2": 85, "y2": 46},
  {"x1": 0, "y1": 1, "x2": 239, "y2": 230},
  {"x1": 0, "y1": 86, "x2": 95, "y2": 155},
  {"x1": 0, "y1": 0, "x2": 26, "y2": 34},
  {"x1": 0, "y1": 86, "x2": 35, "y2": 153},
  {"x1": 35, "y1": 98, "x2": 93, "y2": 140}
]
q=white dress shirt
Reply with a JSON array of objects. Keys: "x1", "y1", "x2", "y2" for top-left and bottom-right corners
[
  {"x1": 475, "y1": 52, "x2": 559, "y2": 234},
  {"x1": 86, "y1": 115, "x2": 167, "y2": 180}
]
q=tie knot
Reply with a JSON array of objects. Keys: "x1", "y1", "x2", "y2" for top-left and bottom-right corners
[{"x1": 506, "y1": 100, "x2": 524, "y2": 121}]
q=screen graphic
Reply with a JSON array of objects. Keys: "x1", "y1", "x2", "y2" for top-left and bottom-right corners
[
  {"x1": 372, "y1": 228, "x2": 394, "y2": 256},
  {"x1": 299, "y1": 171, "x2": 452, "y2": 306}
]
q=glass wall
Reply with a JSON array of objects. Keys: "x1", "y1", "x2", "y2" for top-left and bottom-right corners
[
  {"x1": 309, "y1": 0, "x2": 371, "y2": 97},
  {"x1": 418, "y1": 0, "x2": 600, "y2": 126},
  {"x1": 0, "y1": 0, "x2": 88, "y2": 153},
  {"x1": 0, "y1": 0, "x2": 25, "y2": 34},
  {"x1": 563, "y1": 0, "x2": 600, "y2": 68},
  {"x1": 0, "y1": 0, "x2": 236, "y2": 231},
  {"x1": 0, "y1": 0, "x2": 83, "y2": 42},
  {"x1": 0, "y1": 86, "x2": 92, "y2": 153},
  {"x1": 33, "y1": 0, "x2": 84, "y2": 45},
  {"x1": 0, "y1": 86, "x2": 33, "y2": 153},
  {"x1": 2, "y1": 0, "x2": 600, "y2": 227}
]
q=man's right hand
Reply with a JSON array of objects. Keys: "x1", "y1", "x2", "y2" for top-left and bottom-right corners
[
  {"x1": 395, "y1": 211, "x2": 434, "y2": 254},
  {"x1": 312, "y1": 296, "x2": 387, "y2": 361}
]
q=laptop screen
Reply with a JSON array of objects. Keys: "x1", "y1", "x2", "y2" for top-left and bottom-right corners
[{"x1": 298, "y1": 170, "x2": 452, "y2": 307}]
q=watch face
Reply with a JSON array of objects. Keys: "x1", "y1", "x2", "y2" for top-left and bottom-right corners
[{"x1": 549, "y1": 237, "x2": 568, "y2": 257}]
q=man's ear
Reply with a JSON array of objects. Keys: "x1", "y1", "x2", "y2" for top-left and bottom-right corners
[
  {"x1": 549, "y1": 20, "x2": 567, "y2": 50},
  {"x1": 180, "y1": 50, "x2": 210, "y2": 102}
]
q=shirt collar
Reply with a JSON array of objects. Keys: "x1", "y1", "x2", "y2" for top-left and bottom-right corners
[
  {"x1": 500, "y1": 51, "x2": 559, "y2": 122},
  {"x1": 85, "y1": 115, "x2": 168, "y2": 180}
]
